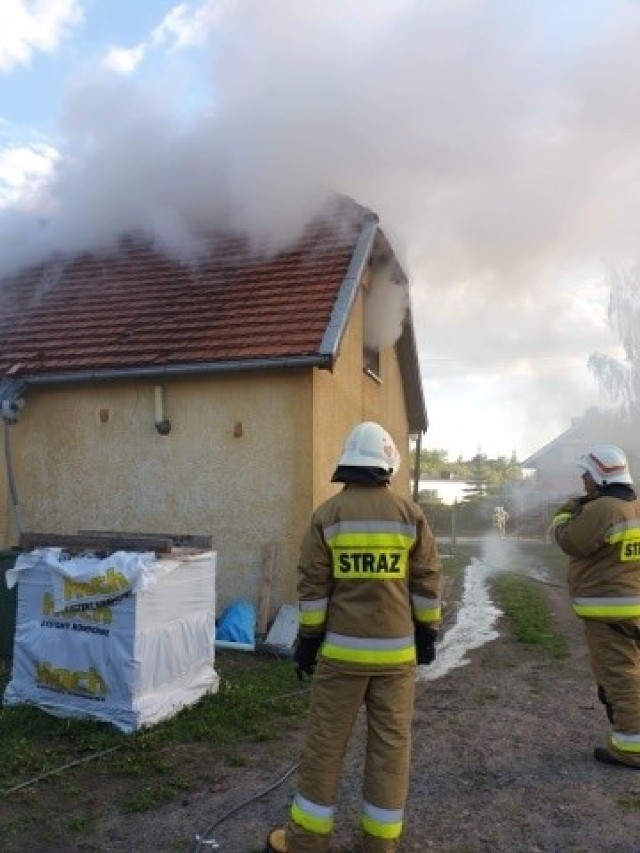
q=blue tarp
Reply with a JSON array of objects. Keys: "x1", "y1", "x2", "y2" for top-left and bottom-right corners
[{"x1": 216, "y1": 600, "x2": 256, "y2": 647}]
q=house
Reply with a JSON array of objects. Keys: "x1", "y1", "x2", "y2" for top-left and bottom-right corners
[
  {"x1": 413, "y1": 478, "x2": 474, "y2": 505},
  {"x1": 0, "y1": 197, "x2": 428, "y2": 619},
  {"x1": 518, "y1": 408, "x2": 640, "y2": 535}
]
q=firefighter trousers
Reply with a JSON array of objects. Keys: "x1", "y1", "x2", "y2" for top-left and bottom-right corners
[
  {"x1": 285, "y1": 660, "x2": 415, "y2": 853},
  {"x1": 583, "y1": 619, "x2": 640, "y2": 767}
]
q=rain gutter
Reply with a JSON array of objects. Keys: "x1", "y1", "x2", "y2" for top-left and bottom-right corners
[
  {"x1": 7, "y1": 354, "x2": 333, "y2": 391},
  {"x1": 318, "y1": 212, "x2": 379, "y2": 363}
]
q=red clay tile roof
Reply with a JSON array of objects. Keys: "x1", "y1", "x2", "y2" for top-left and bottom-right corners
[
  {"x1": 0, "y1": 202, "x2": 371, "y2": 378},
  {"x1": 0, "y1": 199, "x2": 428, "y2": 431}
]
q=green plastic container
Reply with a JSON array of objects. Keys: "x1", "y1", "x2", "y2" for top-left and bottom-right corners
[{"x1": 0, "y1": 548, "x2": 21, "y2": 663}]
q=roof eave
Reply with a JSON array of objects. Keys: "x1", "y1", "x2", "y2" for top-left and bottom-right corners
[
  {"x1": 1, "y1": 354, "x2": 332, "y2": 393},
  {"x1": 318, "y1": 212, "x2": 380, "y2": 362}
]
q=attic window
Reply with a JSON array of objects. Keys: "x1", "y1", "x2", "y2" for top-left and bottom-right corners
[{"x1": 363, "y1": 345, "x2": 381, "y2": 380}]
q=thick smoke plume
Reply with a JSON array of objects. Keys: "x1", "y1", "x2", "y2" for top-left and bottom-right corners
[
  {"x1": 3, "y1": 0, "x2": 640, "y2": 455},
  {"x1": 4, "y1": 1, "x2": 640, "y2": 274}
]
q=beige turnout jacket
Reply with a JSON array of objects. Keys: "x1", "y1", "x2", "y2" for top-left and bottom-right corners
[
  {"x1": 554, "y1": 493, "x2": 640, "y2": 621},
  {"x1": 296, "y1": 483, "x2": 443, "y2": 671}
]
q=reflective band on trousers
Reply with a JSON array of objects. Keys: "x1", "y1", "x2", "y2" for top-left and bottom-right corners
[
  {"x1": 298, "y1": 598, "x2": 328, "y2": 628},
  {"x1": 411, "y1": 593, "x2": 441, "y2": 624},
  {"x1": 572, "y1": 596, "x2": 640, "y2": 619},
  {"x1": 290, "y1": 793, "x2": 334, "y2": 835},
  {"x1": 610, "y1": 731, "x2": 640, "y2": 754},
  {"x1": 361, "y1": 800, "x2": 404, "y2": 840},
  {"x1": 322, "y1": 631, "x2": 416, "y2": 665}
]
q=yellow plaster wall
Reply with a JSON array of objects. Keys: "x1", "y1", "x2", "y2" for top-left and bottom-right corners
[
  {"x1": 312, "y1": 290, "x2": 413, "y2": 509},
  {"x1": 364, "y1": 346, "x2": 412, "y2": 496},
  {"x1": 0, "y1": 371, "x2": 313, "y2": 616}
]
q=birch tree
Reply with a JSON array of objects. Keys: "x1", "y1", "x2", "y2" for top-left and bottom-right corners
[{"x1": 588, "y1": 266, "x2": 640, "y2": 419}]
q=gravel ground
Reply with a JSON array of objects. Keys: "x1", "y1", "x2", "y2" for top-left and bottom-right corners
[{"x1": 98, "y1": 563, "x2": 640, "y2": 853}]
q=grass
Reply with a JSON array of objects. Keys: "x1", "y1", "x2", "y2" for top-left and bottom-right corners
[
  {"x1": 0, "y1": 650, "x2": 308, "y2": 790},
  {"x1": 0, "y1": 650, "x2": 309, "y2": 851},
  {"x1": 493, "y1": 573, "x2": 569, "y2": 658}
]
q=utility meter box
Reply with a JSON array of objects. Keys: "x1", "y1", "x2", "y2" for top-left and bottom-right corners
[{"x1": 3, "y1": 547, "x2": 218, "y2": 732}]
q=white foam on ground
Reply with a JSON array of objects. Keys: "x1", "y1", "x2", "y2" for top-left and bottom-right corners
[{"x1": 416, "y1": 556, "x2": 503, "y2": 683}]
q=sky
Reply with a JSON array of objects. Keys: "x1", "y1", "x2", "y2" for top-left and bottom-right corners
[{"x1": 1, "y1": 0, "x2": 639, "y2": 461}]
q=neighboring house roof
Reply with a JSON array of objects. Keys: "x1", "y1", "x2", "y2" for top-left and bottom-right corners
[
  {"x1": 521, "y1": 424, "x2": 578, "y2": 468},
  {"x1": 522, "y1": 409, "x2": 614, "y2": 470},
  {"x1": 0, "y1": 198, "x2": 427, "y2": 431}
]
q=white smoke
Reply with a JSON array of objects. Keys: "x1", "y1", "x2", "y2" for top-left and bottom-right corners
[
  {"x1": 3, "y1": 0, "x2": 640, "y2": 454},
  {"x1": 364, "y1": 267, "x2": 409, "y2": 351}
]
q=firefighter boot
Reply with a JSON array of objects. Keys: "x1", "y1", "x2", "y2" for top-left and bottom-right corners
[
  {"x1": 265, "y1": 828, "x2": 287, "y2": 852},
  {"x1": 362, "y1": 835, "x2": 397, "y2": 853},
  {"x1": 594, "y1": 746, "x2": 640, "y2": 769}
]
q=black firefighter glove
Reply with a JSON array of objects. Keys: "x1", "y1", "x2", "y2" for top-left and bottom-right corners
[
  {"x1": 415, "y1": 623, "x2": 438, "y2": 666},
  {"x1": 293, "y1": 633, "x2": 324, "y2": 680}
]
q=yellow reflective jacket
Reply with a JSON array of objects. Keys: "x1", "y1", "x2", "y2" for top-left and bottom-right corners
[
  {"x1": 553, "y1": 492, "x2": 640, "y2": 622},
  {"x1": 296, "y1": 483, "x2": 443, "y2": 671}
]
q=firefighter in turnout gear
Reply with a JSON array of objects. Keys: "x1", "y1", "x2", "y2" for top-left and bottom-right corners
[
  {"x1": 550, "y1": 444, "x2": 640, "y2": 769},
  {"x1": 265, "y1": 422, "x2": 443, "y2": 853}
]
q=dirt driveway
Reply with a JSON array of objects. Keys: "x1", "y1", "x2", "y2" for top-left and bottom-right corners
[
  {"x1": 7, "y1": 542, "x2": 640, "y2": 853},
  {"x1": 92, "y1": 544, "x2": 640, "y2": 853}
]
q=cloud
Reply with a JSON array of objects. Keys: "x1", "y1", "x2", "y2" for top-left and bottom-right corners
[
  {"x1": 102, "y1": 44, "x2": 147, "y2": 76},
  {"x1": 150, "y1": 0, "x2": 232, "y2": 51},
  {"x1": 0, "y1": 142, "x2": 59, "y2": 206},
  {"x1": 0, "y1": 0, "x2": 83, "y2": 72},
  {"x1": 102, "y1": 0, "x2": 232, "y2": 76}
]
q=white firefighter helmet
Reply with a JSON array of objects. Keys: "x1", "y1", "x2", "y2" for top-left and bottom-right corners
[
  {"x1": 577, "y1": 444, "x2": 633, "y2": 486},
  {"x1": 337, "y1": 421, "x2": 401, "y2": 475}
]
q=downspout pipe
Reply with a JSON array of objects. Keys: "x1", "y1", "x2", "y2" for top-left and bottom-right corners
[{"x1": 3, "y1": 421, "x2": 23, "y2": 538}]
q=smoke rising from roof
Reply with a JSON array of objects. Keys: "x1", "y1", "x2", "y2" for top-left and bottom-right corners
[
  {"x1": 3, "y1": 1, "x2": 639, "y2": 271},
  {"x1": 2, "y1": 0, "x2": 640, "y2": 456}
]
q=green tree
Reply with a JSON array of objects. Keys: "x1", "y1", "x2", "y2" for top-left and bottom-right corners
[
  {"x1": 418, "y1": 448, "x2": 452, "y2": 477},
  {"x1": 417, "y1": 446, "x2": 523, "y2": 486}
]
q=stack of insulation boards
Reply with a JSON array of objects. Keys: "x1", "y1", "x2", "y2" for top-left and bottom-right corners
[{"x1": 3, "y1": 531, "x2": 217, "y2": 732}]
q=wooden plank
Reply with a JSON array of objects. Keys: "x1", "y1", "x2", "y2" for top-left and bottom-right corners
[
  {"x1": 77, "y1": 530, "x2": 213, "y2": 550},
  {"x1": 19, "y1": 532, "x2": 173, "y2": 555},
  {"x1": 257, "y1": 542, "x2": 278, "y2": 636}
]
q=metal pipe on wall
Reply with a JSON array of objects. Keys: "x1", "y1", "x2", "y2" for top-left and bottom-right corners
[{"x1": 3, "y1": 421, "x2": 23, "y2": 538}]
